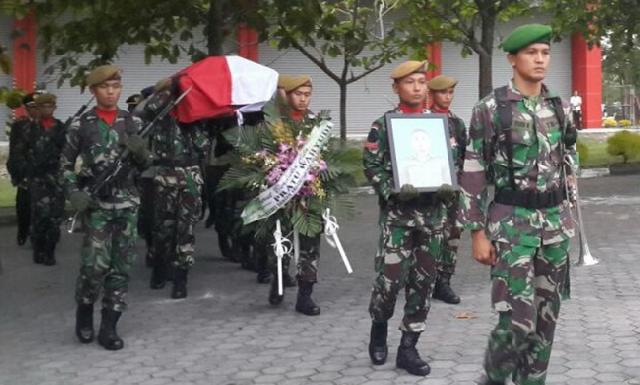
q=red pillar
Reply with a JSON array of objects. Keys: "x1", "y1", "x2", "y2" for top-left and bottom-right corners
[
  {"x1": 12, "y1": 12, "x2": 37, "y2": 117},
  {"x1": 571, "y1": 33, "x2": 602, "y2": 129},
  {"x1": 425, "y1": 42, "x2": 442, "y2": 80},
  {"x1": 236, "y1": 24, "x2": 259, "y2": 62}
]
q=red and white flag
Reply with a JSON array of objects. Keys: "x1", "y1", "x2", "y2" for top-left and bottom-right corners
[{"x1": 173, "y1": 55, "x2": 278, "y2": 123}]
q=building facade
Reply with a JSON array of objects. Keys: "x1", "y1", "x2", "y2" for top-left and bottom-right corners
[{"x1": 1, "y1": 13, "x2": 602, "y2": 140}]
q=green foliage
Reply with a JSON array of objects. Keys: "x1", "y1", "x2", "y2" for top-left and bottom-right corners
[
  {"x1": 576, "y1": 140, "x2": 589, "y2": 165},
  {"x1": 8, "y1": 0, "x2": 262, "y2": 88},
  {"x1": 606, "y1": 130, "x2": 640, "y2": 164},
  {"x1": 260, "y1": 0, "x2": 407, "y2": 140}
]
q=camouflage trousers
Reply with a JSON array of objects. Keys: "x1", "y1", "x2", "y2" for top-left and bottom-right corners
[
  {"x1": 484, "y1": 239, "x2": 570, "y2": 385},
  {"x1": 439, "y1": 198, "x2": 462, "y2": 275},
  {"x1": 30, "y1": 177, "x2": 65, "y2": 249},
  {"x1": 266, "y1": 231, "x2": 321, "y2": 283},
  {"x1": 151, "y1": 182, "x2": 202, "y2": 270},
  {"x1": 75, "y1": 207, "x2": 138, "y2": 312},
  {"x1": 369, "y1": 222, "x2": 442, "y2": 332}
]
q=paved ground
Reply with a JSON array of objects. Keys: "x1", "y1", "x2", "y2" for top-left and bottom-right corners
[{"x1": 0, "y1": 174, "x2": 639, "y2": 385}]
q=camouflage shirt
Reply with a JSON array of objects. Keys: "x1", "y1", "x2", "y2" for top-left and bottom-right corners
[
  {"x1": 457, "y1": 81, "x2": 576, "y2": 246},
  {"x1": 364, "y1": 107, "x2": 447, "y2": 229},
  {"x1": 60, "y1": 108, "x2": 143, "y2": 209},
  {"x1": 446, "y1": 111, "x2": 467, "y2": 174}
]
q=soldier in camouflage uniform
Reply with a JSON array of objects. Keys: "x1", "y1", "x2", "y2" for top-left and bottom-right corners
[
  {"x1": 456, "y1": 25, "x2": 576, "y2": 385},
  {"x1": 365, "y1": 61, "x2": 451, "y2": 376},
  {"x1": 24, "y1": 93, "x2": 66, "y2": 265},
  {"x1": 142, "y1": 79, "x2": 209, "y2": 299},
  {"x1": 265, "y1": 74, "x2": 321, "y2": 316},
  {"x1": 428, "y1": 75, "x2": 466, "y2": 304},
  {"x1": 6, "y1": 93, "x2": 38, "y2": 246},
  {"x1": 62, "y1": 65, "x2": 149, "y2": 351}
]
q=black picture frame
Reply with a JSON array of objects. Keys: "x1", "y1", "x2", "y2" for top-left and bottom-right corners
[{"x1": 384, "y1": 112, "x2": 458, "y2": 192}]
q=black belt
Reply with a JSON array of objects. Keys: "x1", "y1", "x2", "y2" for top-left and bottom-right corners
[
  {"x1": 153, "y1": 159, "x2": 199, "y2": 168},
  {"x1": 494, "y1": 188, "x2": 566, "y2": 209}
]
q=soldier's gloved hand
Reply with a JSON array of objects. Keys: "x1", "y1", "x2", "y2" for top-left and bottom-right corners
[
  {"x1": 435, "y1": 183, "x2": 456, "y2": 201},
  {"x1": 396, "y1": 184, "x2": 419, "y2": 201},
  {"x1": 123, "y1": 134, "x2": 148, "y2": 158},
  {"x1": 69, "y1": 191, "x2": 93, "y2": 212}
]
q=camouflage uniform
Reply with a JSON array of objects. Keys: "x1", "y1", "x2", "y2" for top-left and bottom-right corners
[
  {"x1": 26, "y1": 117, "x2": 67, "y2": 263},
  {"x1": 458, "y1": 81, "x2": 575, "y2": 385},
  {"x1": 61, "y1": 108, "x2": 143, "y2": 312},
  {"x1": 6, "y1": 117, "x2": 33, "y2": 245},
  {"x1": 440, "y1": 111, "x2": 466, "y2": 276},
  {"x1": 365, "y1": 108, "x2": 447, "y2": 332},
  {"x1": 147, "y1": 106, "x2": 208, "y2": 274}
]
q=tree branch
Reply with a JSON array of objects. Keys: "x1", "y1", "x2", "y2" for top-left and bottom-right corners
[
  {"x1": 347, "y1": 61, "x2": 385, "y2": 84},
  {"x1": 279, "y1": 23, "x2": 341, "y2": 83}
]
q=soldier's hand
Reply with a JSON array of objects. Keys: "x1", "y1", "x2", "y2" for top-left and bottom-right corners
[
  {"x1": 69, "y1": 191, "x2": 93, "y2": 213},
  {"x1": 435, "y1": 183, "x2": 456, "y2": 201},
  {"x1": 123, "y1": 134, "x2": 148, "y2": 158},
  {"x1": 471, "y1": 230, "x2": 496, "y2": 266},
  {"x1": 397, "y1": 184, "x2": 419, "y2": 201}
]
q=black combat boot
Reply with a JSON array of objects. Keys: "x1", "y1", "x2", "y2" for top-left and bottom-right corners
[
  {"x1": 43, "y1": 241, "x2": 56, "y2": 266},
  {"x1": 476, "y1": 375, "x2": 505, "y2": 385},
  {"x1": 295, "y1": 281, "x2": 320, "y2": 316},
  {"x1": 171, "y1": 268, "x2": 188, "y2": 299},
  {"x1": 283, "y1": 272, "x2": 297, "y2": 288},
  {"x1": 396, "y1": 331, "x2": 431, "y2": 376},
  {"x1": 75, "y1": 303, "x2": 94, "y2": 343},
  {"x1": 218, "y1": 233, "x2": 234, "y2": 261},
  {"x1": 432, "y1": 272, "x2": 460, "y2": 304},
  {"x1": 268, "y1": 278, "x2": 284, "y2": 305},
  {"x1": 150, "y1": 261, "x2": 167, "y2": 289},
  {"x1": 368, "y1": 321, "x2": 388, "y2": 365},
  {"x1": 33, "y1": 240, "x2": 45, "y2": 264},
  {"x1": 97, "y1": 308, "x2": 124, "y2": 351}
]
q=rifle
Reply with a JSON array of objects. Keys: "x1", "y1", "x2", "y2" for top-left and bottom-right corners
[
  {"x1": 63, "y1": 96, "x2": 95, "y2": 131},
  {"x1": 67, "y1": 87, "x2": 192, "y2": 233}
]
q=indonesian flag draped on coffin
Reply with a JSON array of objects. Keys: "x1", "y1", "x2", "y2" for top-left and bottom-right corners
[{"x1": 173, "y1": 55, "x2": 279, "y2": 123}]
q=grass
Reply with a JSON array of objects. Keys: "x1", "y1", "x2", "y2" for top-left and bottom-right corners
[
  {"x1": 0, "y1": 178, "x2": 16, "y2": 208},
  {"x1": 579, "y1": 137, "x2": 632, "y2": 168}
]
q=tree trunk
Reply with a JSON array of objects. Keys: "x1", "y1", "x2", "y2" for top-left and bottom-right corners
[
  {"x1": 207, "y1": 0, "x2": 224, "y2": 56},
  {"x1": 339, "y1": 82, "x2": 348, "y2": 142},
  {"x1": 478, "y1": 11, "x2": 496, "y2": 98}
]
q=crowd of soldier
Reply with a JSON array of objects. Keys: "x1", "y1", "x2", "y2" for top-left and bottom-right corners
[{"x1": 4, "y1": 22, "x2": 576, "y2": 385}]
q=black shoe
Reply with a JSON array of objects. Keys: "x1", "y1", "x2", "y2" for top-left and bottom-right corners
[
  {"x1": 33, "y1": 248, "x2": 45, "y2": 264},
  {"x1": 43, "y1": 242, "x2": 56, "y2": 266},
  {"x1": 218, "y1": 234, "x2": 234, "y2": 260},
  {"x1": 268, "y1": 279, "x2": 284, "y2": 305},
  {"x1": 97, "y1": 308, "x2": 124, "y2": 351},
  {"x1": 432, "y1": 273, "x2": 460, "y2": 304},
  {"x1": 295, "y1": 281, "x2": 320, "y2": 316},
  {"x1": 476, "y1": 375, "x2": 505, "y2": 385},
  {"x1": 368, "y1": 321, "x2": 388, "y2": 365},
  {"x1": 256, "y1": 270, "x2": 271, "y2": 284},
  {"x1": 396, "y1": 331, "x2": 430, "y2": 376},
  {"x1": 75, "y1": 304, "x2": 94, "y2": 343},
  {"x1": 150, "y1": 262, "x2": 167, "y2": 290},
  {"x1": 171, "y1": 268, "x2": 188, "y2": 299},
  {"x1": 283, "y1": 273, "x2": 297, "y2": 288}
]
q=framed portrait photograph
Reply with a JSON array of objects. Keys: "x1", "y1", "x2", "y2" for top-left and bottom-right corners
[{"x1": 385, "y1": 113, "x2": 458, "y2": 192}]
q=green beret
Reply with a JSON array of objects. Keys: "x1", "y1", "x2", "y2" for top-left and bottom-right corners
[
  {"x1": 428, "y1": 75, "x2": 458, "y2": 91},
  {"x1": 34, "y1": 93, "x2": 57, "y2": 105},
  {"x1": 500, "y1": 24, "x2": 552, "y2": 54},
  {"x1": 278, "y1": 75, "x2": 312, "y2": 92},
  {"x1": 390, "y1": 60, "x2": 427, "y2": 80},
  {"x1": 86, "y1": 64, "x2": 121, "y2": 87}
]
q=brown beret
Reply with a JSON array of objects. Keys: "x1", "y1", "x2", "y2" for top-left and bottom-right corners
[
  {"x1": 428, "y1": 75, "x2": 458, "y2": 91},
  {"x1": 278, "y1": 75, "x2": 312, "y2": 92},
  {"x1": 34, "y1": 93, "x2": 57, "y2": 105},
  {"x1": 390, "y1": 60, "x2": 427, "y2": 80},
  {"x1": 86, "y1": 64, "x2": 121, "y2": 87}
]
